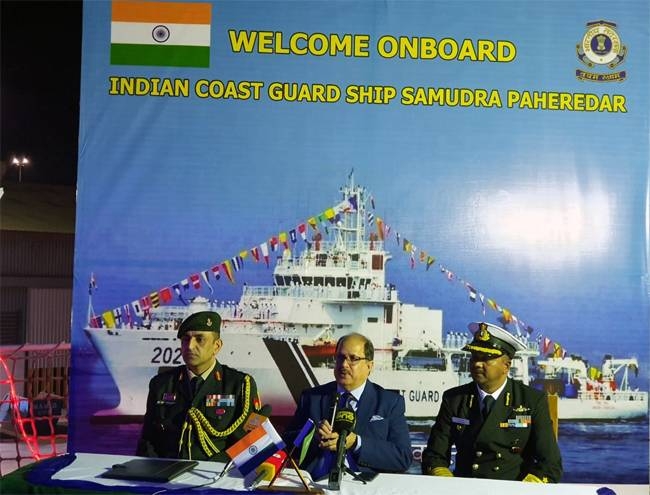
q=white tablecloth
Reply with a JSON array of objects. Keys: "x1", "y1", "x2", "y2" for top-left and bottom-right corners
[{"x1": 52, "y1": 453, "x2": 648, "y2": 495}]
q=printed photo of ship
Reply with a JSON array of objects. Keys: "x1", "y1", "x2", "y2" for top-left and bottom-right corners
[{"x1": 83, "y1": 176, "x2": 648, "y2": 423}]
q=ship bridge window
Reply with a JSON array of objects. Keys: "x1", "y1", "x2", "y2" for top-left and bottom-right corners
[
  {"x1": 367, "y1": 317, "x2": 379, "y2": 323},
  {"x1": 314, "y1": 276, "x2": 324, "y2": 286},
  {"x1": 384, "y1": 305, "x2": 393, "y2": 324},
  {"x1": 302, "y1": 276, "x2": 313, "y2": 285},
  {"x1": 336, "y1": 277, "x2": 346, "y2": 287},
  {"x1": 351, "y1": 254, "x2": 359, "y2": 261},
  {"x1": 274, "y1": 275, "x2": 284, "y2": 286},
  {"x1": 283, "y1": 276, "x2": 292, "y2": 285},
  {"x1": 316, "y1": 254, "x2": 327, "y2": 267},
  {"x1": 292, "y1": 275, "x2": 301, "y2": 284},
  {"x1": 372, "y1": 254, "x2": 383, "y2": 270},
  {"x1": 347, "y1": 277, "x2": 353, "y2": 289},
  {"x1": 325, "y1": 276, "x2": 335, "y2": 287}
]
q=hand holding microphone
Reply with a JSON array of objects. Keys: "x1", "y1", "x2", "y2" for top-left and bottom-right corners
[{"x1": 317, "y1": 419, "x2": 357, "y2": 452}]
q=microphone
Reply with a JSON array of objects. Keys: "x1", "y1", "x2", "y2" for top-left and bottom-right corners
[
  {"x1": 330, "y1": 392, "x2": 341, "y2": 424},
  {"x1": 248, "y1": 450, "x2": 287, "y2": 489},
  {"x1": 218, "y1": 459, "x2": 235, "y2": 479},
  {"x1": 328, "y1": 406, "x2": 356, "y2": 490}
]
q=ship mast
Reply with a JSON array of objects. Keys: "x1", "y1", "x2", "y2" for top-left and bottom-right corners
[{"x1": 336, "y1": 170, "x2": 365, "y2": 250}]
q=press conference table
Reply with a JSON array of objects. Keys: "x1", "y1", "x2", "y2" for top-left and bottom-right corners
[{"x1": 3, "y1": 452, "x2": 647, "y2": 495}]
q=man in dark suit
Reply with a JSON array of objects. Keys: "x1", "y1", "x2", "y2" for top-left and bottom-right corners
[
  {"x1": 422, "y1": 322, "x2": 562, "y2": 483},
  {"x1": 285, "y1": 333, "x2": 412, "y2": 479},
  {"x1": 136, "y1": 310, "x2": 262, "y2": 461}
]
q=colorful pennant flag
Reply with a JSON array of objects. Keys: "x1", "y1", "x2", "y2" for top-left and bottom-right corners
[
  {"x1": 102, "y1": 310, "x2": 116, "y2": 328},
  {"x1": 90, "y1": 315, "x2": 103, "y2": 328},
  {"x1": 221, "y1": 260, "x2": 235, "y2": 283},
  {"x1": 376, "y1": 217, "x2": 385, "y2": 240},
  {"x1": 132, "y1": 299, "x2": 144, "y2": 317},
  {"x1": 250, "y1": 247, "x2": 260, "y2": 262},
  {"x1": 260, "y1": 242, "x2": 270, "y2": 267},
  {"x1": 112, "y1": 307, "x2": 123, "y2": 325},
  {"x1": 201, "y1": 270, "x2": 214, "y2": 293},
  {"x1": 160, "y1": 287, "x2": 172, "y2": 303}
]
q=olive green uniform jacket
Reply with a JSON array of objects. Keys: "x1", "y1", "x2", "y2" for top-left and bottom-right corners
[
  {"x1": 136, "y1": 362, "x2": 260, "y2": 462},
  {"x1": 421, "y1": 379, "x2": 562, "y2": 482}
]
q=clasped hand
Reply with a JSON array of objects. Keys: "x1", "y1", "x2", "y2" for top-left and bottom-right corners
[{"x1": 317, "y1": 419, "x2": 357, "y2": 452}]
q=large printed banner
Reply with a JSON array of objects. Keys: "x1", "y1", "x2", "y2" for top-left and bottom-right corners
[{"x1": 74, "y1": 1, "x2": 649, "y2": 483}]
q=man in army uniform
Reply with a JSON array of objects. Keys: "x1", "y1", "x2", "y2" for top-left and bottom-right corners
[
  {"x1": 136, "y1": 310, "x2": 262, "y2": 461},
  {"x1": 422, "y1": 322, "x2": 562, "y2": 482}
]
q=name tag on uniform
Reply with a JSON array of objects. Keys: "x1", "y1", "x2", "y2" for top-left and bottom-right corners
[
  {"x1": 452, "y1": 416, "x2": 470, "y2": 425},
  {"x1": 156, "y1": 392, "x2": 176, "y2": 405}
]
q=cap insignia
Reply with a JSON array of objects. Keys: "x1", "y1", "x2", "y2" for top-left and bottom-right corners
[
  {"x1": 477, "y1": 323, "x2": 490, "y2": 341},
  {"x1": 206, "y1": 317, "x2": 212, "y2": 327}
]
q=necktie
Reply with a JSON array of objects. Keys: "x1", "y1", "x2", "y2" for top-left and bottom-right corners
[
  {"x1": 191, "y1": 376, "x2": 203, "y2": 398},
  {"x1": 482, "y1": 395, "x2": 495, "y2": 420},
  {"x1": 340, "y1": 392, "x2": 356, "y2": 410}
]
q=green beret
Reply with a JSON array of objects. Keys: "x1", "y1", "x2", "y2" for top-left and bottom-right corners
[
  {"x1": 462, "y1": 322, "x2": 526, "y2": 358},
  {"x1": 177, "y1": 311, "x2": 221, "y2": 338}
]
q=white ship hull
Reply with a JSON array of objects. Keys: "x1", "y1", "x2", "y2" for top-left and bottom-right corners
[
  {"x1": 555, "y1": 395, "x2": 648, "y2": 421},
  {"x1": 84, "y1": 327, "x2": 465, "y2": 418}
]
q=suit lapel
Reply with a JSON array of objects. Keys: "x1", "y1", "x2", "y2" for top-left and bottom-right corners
[
  {"x1": 355, "y1": 382, "x2": 376, "y2": 434},
  {"x1": 319, "y1": 382, "x2": 338, "y2": 423},
  {"x1": 179, "y1": 367, "x2": 193, "y2": 402},
  {"x1": 465, "y1": 387, "x2": 483, "y2": 435}
]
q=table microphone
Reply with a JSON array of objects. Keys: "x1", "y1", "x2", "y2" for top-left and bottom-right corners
[
  {"x1": 248, "y1": 450, "x2": 287, "y2": 489},
  {"x1": 328, "y1": 406, "x2": 356, "y2": 490}
]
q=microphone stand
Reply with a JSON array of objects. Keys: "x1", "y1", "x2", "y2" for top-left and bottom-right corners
[
  {"x1": 262, "y1": 443, "x2": 324, "y2": 494},
  {"x1": 327, "y1": 432, "x2": 366, "y2": 490}
]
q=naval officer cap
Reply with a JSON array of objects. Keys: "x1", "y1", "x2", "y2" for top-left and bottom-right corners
[
  {"x1": 462, "y1": 322, "x2": 526, "y2": 359},
  {"x1": 177, "y1": 311, "x2": 222, "y2": 338}
]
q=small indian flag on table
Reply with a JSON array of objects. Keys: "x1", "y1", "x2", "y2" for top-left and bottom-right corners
[
  {"x1": 111, "y1": 1, "x2": 211, "y2": 68},
  {"x1": 225, "y1": 419, "x2": 285, "y2": 476}
]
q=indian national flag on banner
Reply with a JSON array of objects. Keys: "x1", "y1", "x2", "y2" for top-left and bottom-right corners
[{"x1": 111, "y1": 1, "x2": 211, "y2": 68}]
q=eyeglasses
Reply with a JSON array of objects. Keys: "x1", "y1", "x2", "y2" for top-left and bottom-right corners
[{"x1": 335, "y1": 354, "x2": 369, "y2": 365}]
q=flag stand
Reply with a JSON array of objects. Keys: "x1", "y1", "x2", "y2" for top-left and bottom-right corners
[{"x1": 259, "y1": 452, "x2": 323, "y2": 494}]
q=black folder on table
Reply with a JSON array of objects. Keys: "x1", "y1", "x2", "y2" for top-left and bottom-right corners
[{"x1": 100, "y1": 458, "x2": 199, "y2": 482}]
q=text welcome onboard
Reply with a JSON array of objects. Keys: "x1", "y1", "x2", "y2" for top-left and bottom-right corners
[{"x1": 228, "y1": 31, "x2": 516, "y2": 62}]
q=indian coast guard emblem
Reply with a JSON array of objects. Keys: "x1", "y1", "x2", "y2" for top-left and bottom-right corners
[
  {"x1": 576, "y1": 20, "x2": 626, "y2": 82},
  {"x1": 477, "y1": 323, "x2": 490, "y2": 341}
]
